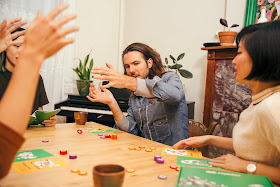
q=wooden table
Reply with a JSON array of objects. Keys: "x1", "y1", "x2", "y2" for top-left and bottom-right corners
[{"x1": 1, "y1": 122, "x2": 187, "y2": 187}]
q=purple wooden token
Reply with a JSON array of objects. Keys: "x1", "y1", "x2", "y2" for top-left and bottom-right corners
[
  {"x1": 154, "y1": 155, "x2": 162, "y2": 161},
  {"x1": 97, "y1": 115, "x2": 103, "y2": 119},
  {"x1": 158, "y1": 175, "x2": 167, "y2": 179},
  {"x1": 77, "y1": 129, "x2": 83, "y2": 134},
  {"x1": 42, "y1": 140, "x2": 49, "y2": 142},
  {"x1": 100, "y1": 136, "x2": 106, "y2": 139},
  {"x1": 156, "y1": 158, "x2": 165, "y2": 164},
  {"x1": 98, "y1": 134, "x2": 103, "y2": 136},
  {"x1": 69, "y1": 154, "x2": 77, "y2": 159}
]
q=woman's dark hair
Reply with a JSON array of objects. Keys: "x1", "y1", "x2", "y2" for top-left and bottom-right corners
[
  {"x1": 236, "y1": 20, "x2": 280, "y2": 82},
  {"x1": 0, "y1": 27, "x2": 25, "y2": 70},
  {"x1": 122, "y1": 42, "x2": 166, "y2": 78}
]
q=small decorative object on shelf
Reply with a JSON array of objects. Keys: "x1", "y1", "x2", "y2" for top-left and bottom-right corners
[{"x1": 218, "y1": 18, "x2": 239, "y2": 46}]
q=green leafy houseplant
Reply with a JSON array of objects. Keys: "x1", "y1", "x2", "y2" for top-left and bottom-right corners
[
  {"x1": 73, "y1": 51, "x2": 94, "y2": 96},
  {"x1": 165, "y1": 53, "x2": 193, "y2": 79}
]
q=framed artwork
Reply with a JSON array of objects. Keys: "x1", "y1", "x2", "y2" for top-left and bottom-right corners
[{"x1": 245, "y1": 0, "x2": 280, "y2": 27}]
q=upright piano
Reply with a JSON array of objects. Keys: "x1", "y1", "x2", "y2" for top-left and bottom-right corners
[
  {"x1": 55, "y1": 88, "x2": 195, "y2": 127},
  {"x1": 55, "y1": 87, "x2": 130, "y2": 127}
]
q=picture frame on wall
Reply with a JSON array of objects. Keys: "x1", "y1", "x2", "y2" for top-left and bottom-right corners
[{"x1": 245, "y1": 0, "x2": 280, "y2": 27}]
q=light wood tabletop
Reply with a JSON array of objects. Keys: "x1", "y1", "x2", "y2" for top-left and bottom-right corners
[{"x1": 1, "y1": 122, "x2": 196, "y2": 187}]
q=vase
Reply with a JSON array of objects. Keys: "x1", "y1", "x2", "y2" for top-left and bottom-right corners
[
  {"x1": 76, "y1": 80, "x2": 93, "y2": 96},
  {"x1": 218, "y1": 31, "x2": 237, "y2": 46}
]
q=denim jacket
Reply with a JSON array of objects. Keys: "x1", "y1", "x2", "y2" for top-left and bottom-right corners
[{"x1": 118, "y1": 72, "x2": 189, "y2": 146}]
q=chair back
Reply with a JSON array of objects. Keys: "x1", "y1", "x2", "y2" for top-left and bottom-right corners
[{"x1": 188, "y1": 119, "x2": 207, "y2": 137}]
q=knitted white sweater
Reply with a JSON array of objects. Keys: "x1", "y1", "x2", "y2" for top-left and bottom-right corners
[{"x1": 233, "y1": 86, "x2": 280, "y2": 168}]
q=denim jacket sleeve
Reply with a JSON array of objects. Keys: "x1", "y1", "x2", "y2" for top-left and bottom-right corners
[
  {"x1": 145, "y1": 72, "x2": 185, "y2": 104},
  {"x1": 114, "y1": 99, "x2": 139, "y2": 135}
]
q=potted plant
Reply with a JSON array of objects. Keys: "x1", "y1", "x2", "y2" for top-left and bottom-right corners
[
  {"x1": 218, "y1": 18, "x2": 239, "y2": 46},
  {"x1": 165, "y1": 53, "x2": 193, "y2": 79},
  {"x1": 73, "y1": 51, "x2": 94, "y2": 96}
]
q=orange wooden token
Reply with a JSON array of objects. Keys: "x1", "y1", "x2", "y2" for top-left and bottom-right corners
[
  {"x1": 78, "y1": 171, "x2": 88, "y2": 175},
  {"x1": 126, "y1": 169, "x2": 135, "y2": 173},
  {"x1": 71, "y1": 169, "x2": 80, "y2": 173},
  {"x1": 145, "y1": 149, "x2": 152, "y2": 152}
]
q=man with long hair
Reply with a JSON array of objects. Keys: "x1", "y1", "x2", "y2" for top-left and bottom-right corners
[{"x1": 87, "y1": 43, "x2": 189, "y2": 146}]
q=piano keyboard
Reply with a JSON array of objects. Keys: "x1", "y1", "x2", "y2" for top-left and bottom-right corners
[{"x1": 60, "y1": 106, "x2": 128, "y2": 116}]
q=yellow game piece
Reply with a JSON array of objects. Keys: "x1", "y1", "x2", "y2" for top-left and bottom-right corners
[
  {"x1": 71, "y1": 169, "x2": 80, "y2": 173},
  {"x1": 126, "y1": 169, "x2": 135, "y2": 173},
  {"x1": 150, "y1": 147, "x2": 156, "y2": 150}
]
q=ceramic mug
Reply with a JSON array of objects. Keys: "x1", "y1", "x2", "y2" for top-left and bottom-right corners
[{"x1": 93, "y1": 164, "x2": 125, "y2": 187}]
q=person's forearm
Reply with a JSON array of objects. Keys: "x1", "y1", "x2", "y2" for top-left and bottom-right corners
[
  {"x1": 108, "y1": 99, "x2": 125, "y2": 122},
  {"x1": 123, "y1": 76, "x2": 137, "y2": 92},
  {"x1": 0, "y1": 51, "x2": 43, "y2": 135},
  {"x1": 237, "y1": 161, "x2": 280, "y2": 185},
  {"x1": 208, "y1": 136, "x2": 234, "y2": 152}
]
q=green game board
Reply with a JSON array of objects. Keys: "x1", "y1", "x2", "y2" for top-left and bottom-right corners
[
  {"x1": 14, "y1": 149, "x2": 54, "y2": 162},
  {"x1": 177, "y1": 166, "x2": 274, "y2": 187},
  {"x1": 177, "y1": 156, "x2": 221, "y2": 169}
]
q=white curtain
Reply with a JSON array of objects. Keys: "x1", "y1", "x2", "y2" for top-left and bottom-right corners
[{"x1": 0, "y1": 0, "x2": 76, "y2": 122}]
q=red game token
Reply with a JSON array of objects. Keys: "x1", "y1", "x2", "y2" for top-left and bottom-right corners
[
  {"x1": 111, "y1": 134, "x2": 117, "y2": 140},
  {"x1": 77, "y1": 129, "x2": 83, "y2": 134},
  {"x1": 60, "y1": 150, "x2": 68, "y2": 155},
  {"x1": 170, "y1": 165, "x2": 177, "y2": 169},
  {"x1": 104, "y1": 134, "x2": 111, "y2": 138},
  {"x1": 175, "y1": 167, "x2": 180, "y2": 171}
]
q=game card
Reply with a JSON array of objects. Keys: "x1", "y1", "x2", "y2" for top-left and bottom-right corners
[
  {"x1": 162, "y1": 148, "x2": 202, "y2": 158},
  {"x1": 13, "y1": 149, "x2": 54, "y2": 162},
  {"x1": 177, "y1": 156, "x2": 220, "y2": 169},
  {"x1": 81, "y1": 127, "x2": 116, "y2": 134},
  {"x1": 12, "y1": 157, "x2": 69, "y2": 174}
]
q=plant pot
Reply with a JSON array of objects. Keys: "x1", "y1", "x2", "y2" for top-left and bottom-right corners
[
  {"x1": 218, "y1": 31, "x2": 237, "y2": 46},
  {"x1": 76, "y1": 80, "x2": 93, "y2": 96}
]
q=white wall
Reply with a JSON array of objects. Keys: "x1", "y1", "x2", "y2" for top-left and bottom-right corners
[
  {"x1": 75, "y1": 0, "x2": 122, "y2": 92},
  {"x1": 75, "y1": 0, "x2": 246, "y2": 122}
]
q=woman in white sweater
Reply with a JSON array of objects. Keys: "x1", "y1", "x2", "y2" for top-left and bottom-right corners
[{"x1": 173, "y1": 20, "x2": 280, "y2": 185}]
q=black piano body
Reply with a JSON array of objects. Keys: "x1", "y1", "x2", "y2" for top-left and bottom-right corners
[
  {"x1": 55, "y1": 87, "x2": 130, "y2": 127},
  {"x1": 55, "y1": 87, "x2": 195, "y2": 128}
]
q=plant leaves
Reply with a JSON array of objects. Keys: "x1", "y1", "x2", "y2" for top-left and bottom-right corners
[
  {"x1": 170, "y1": 55, "x2": 175, "y2": 61},
  {"x1": 178, "y1": 69, "x2": 193, "y2": 78},
  {"x1": 169, "y1": 64, "x2": 182, "y2": 69},
  {"x1": 177, "y1": 53, "x2": 185, "y2": 61},
  {"x1": 88, "y1": 59, "x2": 94, "y2": 80},
  {"x1": 230, "y1": 24, "x2": 239, "y2": 28},
  {"x1": 165, "y1": 58, "x2": 168, "y2": 64},
  {"x1": 220, "y1": 18, "x2": 228, "y2": 27}
]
